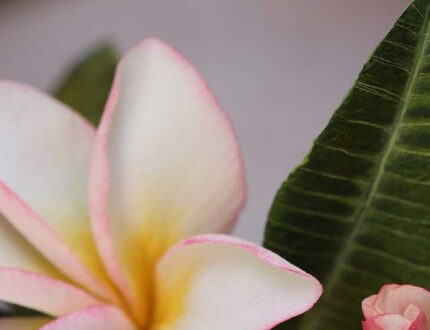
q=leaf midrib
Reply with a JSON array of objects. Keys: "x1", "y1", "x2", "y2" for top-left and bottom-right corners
[{"x1": 301, "y1": 4, "x2": 430, "y2": 327}]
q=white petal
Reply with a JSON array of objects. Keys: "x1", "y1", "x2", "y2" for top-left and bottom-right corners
[
  {"x1": 151, "y1": 234, "x2": 322, "y2": 330},
  {"x1": 0, "y1": 82, "x2": 118, "y2": 302},
  {"x1": 90, "y1": 39, "x2": 245, "y2": 322}
]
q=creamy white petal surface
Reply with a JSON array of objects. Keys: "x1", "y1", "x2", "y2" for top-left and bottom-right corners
[
  {"x1": 152, "y1": 234, "x2": 322, "y2": 330},
  {"x1": 90, "y1": 39, "x2": 245, "y2": 322}
]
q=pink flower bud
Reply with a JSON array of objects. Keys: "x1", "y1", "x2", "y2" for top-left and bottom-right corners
[{"x1": 362, "y1": 284, "x2": 430, "y2": 330}]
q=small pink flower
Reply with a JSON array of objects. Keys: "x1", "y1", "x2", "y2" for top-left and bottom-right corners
[{"x1": 362, "y1": 284, "x2": 430, "y2": 330}]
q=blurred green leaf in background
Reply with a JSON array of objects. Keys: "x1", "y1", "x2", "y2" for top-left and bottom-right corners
[
  {"x1": 54, "y1": 44, "x2": 118, "y2": 126},
  {"x1": 265, "y1": 0, "x2": 430, "y2": 329}
]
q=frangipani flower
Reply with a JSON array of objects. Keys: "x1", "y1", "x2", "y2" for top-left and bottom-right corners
[
  {"x1": 0, "y1": 39, "x2": 322, "y2": 329},
  {"x1": 362, "y1": 284, "x2": 430, "y2": 330}
]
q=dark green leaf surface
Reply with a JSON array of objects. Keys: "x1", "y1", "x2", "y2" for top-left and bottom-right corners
[
  {"x1": 54, "y1": 44, "x2": 118, "y2": 126},
  {"x1": 0, "y1": 304, "x2": 43, "y2": 317},
  {"x1": 264, "y1": 1, "x2": 430, "y2": 329}
]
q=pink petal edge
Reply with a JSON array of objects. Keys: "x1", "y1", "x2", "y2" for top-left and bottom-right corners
[
  {"x1": 40, "y1": 305, "x2": 136, "y2": 330},
  {"x1": 0, "y1": 268, "x2": 101, "y2": 316},
  {"x1": 363, "y1": 295, "x2": 379, "y2": 319}
]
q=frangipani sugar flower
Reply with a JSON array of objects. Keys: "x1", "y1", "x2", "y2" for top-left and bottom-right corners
[
  {"x1": 362, "y1": 284, "x2": 430, "y2": 330},
  {"x1": 0, "y1": 39, "x2": 321, "y2": 329}
]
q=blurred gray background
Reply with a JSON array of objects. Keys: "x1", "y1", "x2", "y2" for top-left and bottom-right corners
[{"x1": 0, "y1": 0, "x2": 412, "y2": 243}]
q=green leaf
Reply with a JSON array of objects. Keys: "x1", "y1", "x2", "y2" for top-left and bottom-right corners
[
  {"x1": 54, "y1": 44, "x2": 119, "y2": 126},
  {"x1": 0, "y1": 304, "x2": 44, "y2": 317},
  {"x1": 264, "y1": 0, "x2": 430, "y2": 329}
]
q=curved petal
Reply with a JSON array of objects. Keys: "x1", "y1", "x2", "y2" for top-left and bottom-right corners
[
  {"x1": 0, "y1": 82, "x2": 118, "y2": 303},
  {"x1": 40, "y1": 305, "x2": 137, "y2": 330},
  {"x1": 150, "y1": 234, "x2": 322, "y2": 330},
  {"x1": 374, "y1": 284, "x2": 402, "y2": 313},
  {"x1": 362, "y1": 315, "x2": 413, "y2": 330},
  {"x1": 0, "y1": 268, "x2": 101, "y2": 316},
  {"x1": 403, "y1": 305, "x2": 427, "y2": 329},
  {"x1": 375, "y1": 285, "x2": 430, "y2": 326},
  {"x1": 90, "y1": 39, "x2": 245, "y2": 321},
  {"x1": 0, "y1": 317, "x2": 51, "y2": 330},
  {"x1": 363, "y1": 295, "x2": 380, "y2": 319}
]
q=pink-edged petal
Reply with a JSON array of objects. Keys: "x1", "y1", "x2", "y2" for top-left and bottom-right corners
[
  {"x1": 362, "y1": 315, "x2": 413, "y2": 330},
  {"x1": 150, "y1": 234, "x2": 322, "y2": 329},
  {"x1": 363, "y1": 295, "x2": 380, "y2": 319},
  {"x1": 90, "y1": 38, "x2": 245, "y2": 322},
  {"x1": 0, "y1": 268, "x2": 101, "y2": 316},
  {"x1": 41, "y1": 305, "x2": 137, "y2": 330},
  {"x1": 0, "y1": 317, "x2": 51, "y2": 330},
  {"x1": 0, "y1": 82, "x2": 118, "y2": 303}
]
